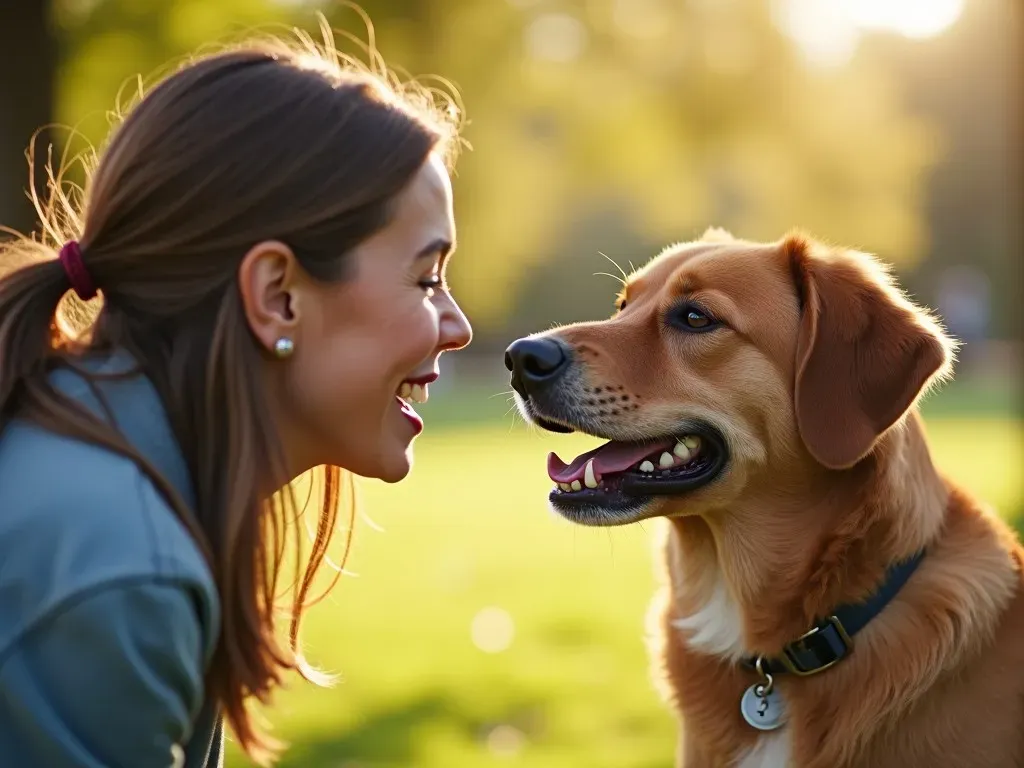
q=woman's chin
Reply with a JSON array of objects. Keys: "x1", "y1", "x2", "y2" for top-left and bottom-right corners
[{"x1": 372, "y1": 444, "x2": 414, "y2": 484}]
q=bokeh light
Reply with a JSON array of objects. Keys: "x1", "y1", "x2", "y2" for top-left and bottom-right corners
[{"x1": 470, "y1": 606, "x2": 516, "y2": 653}]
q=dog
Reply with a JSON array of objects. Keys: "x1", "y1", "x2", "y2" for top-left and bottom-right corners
[{"x1": 505, "y1": 229, "x2": 1024, "y2": 767}]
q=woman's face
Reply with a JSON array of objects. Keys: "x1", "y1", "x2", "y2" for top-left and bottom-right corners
[{"x1": 276, "y1": 154, "x2": 472, "y2": 481}]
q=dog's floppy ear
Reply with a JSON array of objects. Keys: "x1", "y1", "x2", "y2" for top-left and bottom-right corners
[
  {"x1": 787, "y1": 234, "x2": 954, "y2": 469},
  {"x1": 701, "y1": 226, "x2": 735, "y2": 243}
]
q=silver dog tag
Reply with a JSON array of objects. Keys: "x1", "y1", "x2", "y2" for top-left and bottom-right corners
[{"x1": 740, "y1": 683, "x2": 786, "y2": 731}]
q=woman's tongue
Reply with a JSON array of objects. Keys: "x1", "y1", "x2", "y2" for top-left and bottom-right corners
[{"x1": 547, "y1": 438, "x2": 676, "y2": 485}]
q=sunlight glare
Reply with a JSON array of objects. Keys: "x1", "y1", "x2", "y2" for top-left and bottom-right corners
[
  {"x1": 775, "y1": 0, "x2": 965, "y2": 67},
  {"x1": 773, "y1": 0, "x2": 860, "y2": 68},
  {"x1": 840, "y1": 0, "x2": 965, "y2": 40}
]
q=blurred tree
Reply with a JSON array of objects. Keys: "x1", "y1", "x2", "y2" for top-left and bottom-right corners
[
  {"x1": 53, "y1": 0, "x2": 299, "y2": 151},
  {"x1": 868, "y1": 0, "x2": 1021, "y2": 342},
  {"x1": 1018, "y1": 0, "x2": 1023, "y2": 351},
  {"x1": 45, "y1": 0, "x2": 941, "y2": 341},
  {"x1": 0, "y1": 0, "x2": 55, "y2": 238},
  {"x1": 338, "y1": 0, "x2": 939, "y2": 336}
]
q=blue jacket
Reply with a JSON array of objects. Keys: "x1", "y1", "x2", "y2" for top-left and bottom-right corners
[{"x1": 0, "y1": 353, "x2": 223, "y2": 766}]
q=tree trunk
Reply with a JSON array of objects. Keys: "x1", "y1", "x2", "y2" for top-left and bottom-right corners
[
  {"x1": 0, "y1": 0, "x2": 54, "y2": 239},
  {"x1": 1016, "y1": 1, "x2": 1024, "y2": 352}
]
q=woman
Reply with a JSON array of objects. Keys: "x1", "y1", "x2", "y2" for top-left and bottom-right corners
[{"x1": 0, "y1": 34, "x2": 472, "y2": 768}]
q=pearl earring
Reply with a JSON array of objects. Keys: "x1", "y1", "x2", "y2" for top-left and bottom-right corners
[{"x1": 273, "y1": 337, "x2": 295, "y2": 359}]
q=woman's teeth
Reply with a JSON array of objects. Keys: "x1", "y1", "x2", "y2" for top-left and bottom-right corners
[{"x1": 398, "y1": 382, "x2": 428, "y2": 404}]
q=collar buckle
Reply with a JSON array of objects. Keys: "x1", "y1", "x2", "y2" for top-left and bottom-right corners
[{"x1": 777, "y1": 615, "x2": 853, "y2": 676}]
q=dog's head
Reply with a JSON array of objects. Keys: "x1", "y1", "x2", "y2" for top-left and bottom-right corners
[{"x1": 506, "y1": 229, "x2": 954, "y2": 526}]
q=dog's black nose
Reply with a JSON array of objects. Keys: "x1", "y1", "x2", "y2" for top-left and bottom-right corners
[{"x1": 505, "y1": 337, "x2": 569, "y2": 395}]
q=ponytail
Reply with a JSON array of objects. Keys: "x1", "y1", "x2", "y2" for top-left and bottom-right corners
[
  {"x1": 0, "y1": 245, "x2": 75, "y2": 424},
  {"x1": 0, "y1": 238, "x2": 212, "y2": 563}
]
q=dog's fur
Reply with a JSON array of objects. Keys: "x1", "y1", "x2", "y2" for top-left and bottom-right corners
[{"x1": 517, "y1": 231, "x2": 1024, "y2": 767}]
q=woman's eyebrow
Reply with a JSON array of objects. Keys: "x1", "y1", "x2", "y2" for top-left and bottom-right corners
[{"x1": 414, "y1": 238, "x2": 453, "y2": 261}]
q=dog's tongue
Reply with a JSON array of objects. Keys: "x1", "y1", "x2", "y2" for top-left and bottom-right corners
[{"x1": 547, "y1": 438, "x2": 676, "y2": 484}]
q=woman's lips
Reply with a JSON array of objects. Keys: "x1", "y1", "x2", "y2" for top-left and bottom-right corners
[
  {"x1": 396, "y1": 396, "x2": 424, "y2": 434},
  {"x1": 405, "y1": 373, "x2": 439, "y2": 385},
  {"x1": 395, "y1": 372, "x2": 437, "y2": 435}
]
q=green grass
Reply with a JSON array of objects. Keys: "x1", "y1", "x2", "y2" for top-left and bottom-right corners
[{"x1": 228, "y1": 415, "x2": 1023, "y2": 768}]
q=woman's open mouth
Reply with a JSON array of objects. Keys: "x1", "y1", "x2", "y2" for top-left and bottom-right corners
[
  {"x1": 395, "y1": 375, "x2": 436, "y2": 434},
  {"x1": 397, "y1": 381, "x2": 430, "y2": 404},
  {"x1": 546, "y1": 426, "x2": 728, "y2": 512}
]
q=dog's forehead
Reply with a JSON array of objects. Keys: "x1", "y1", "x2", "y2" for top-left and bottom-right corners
[{"x1": 628, "y1": 240, "x2": 788, "y2": 301}]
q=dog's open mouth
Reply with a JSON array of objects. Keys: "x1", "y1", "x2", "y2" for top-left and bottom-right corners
[{"x1": 546, "y1": 425, "x2": 728, "y2": 512}]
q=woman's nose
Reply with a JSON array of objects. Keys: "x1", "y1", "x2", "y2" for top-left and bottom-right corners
[{"x1": 437, "y1": 296, "x2": 472, "y2": 352}]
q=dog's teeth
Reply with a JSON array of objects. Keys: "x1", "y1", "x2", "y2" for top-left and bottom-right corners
[
  {"x1": 559, "y1": 483, "x2": 572, "y2": 492},
  {"x1": 399, "y1": 382, "x2": 412, "y2": 398},
  {"x1": 584, "y1": 459, "x2": 599, "y2": 489},
  {"x1": 571, "y1": 480, "x2": 582, "y2": 492},
  {"x1": 639, "y1": 460, "x2": 655, "y2": 473},
  {"x1": 682, "y1": 435, "x2": 700, "y2": 451},
  {"x1": 673, "y1": 441, "x2": 691, "y2": 461},
  {"x1": 659, "y1": 452, "x2": 674, "y2": 468}
]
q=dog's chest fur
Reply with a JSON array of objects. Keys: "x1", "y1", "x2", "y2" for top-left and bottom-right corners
[
  {"x1": 670, "y1": 567, "x2": 746, "y2": 662},
  {"x1": 736, "y1": 734, "x2": 792, "y2": 768},
  {"x1": 670, "y1": 566, "x2": 794, "y2": 767}
]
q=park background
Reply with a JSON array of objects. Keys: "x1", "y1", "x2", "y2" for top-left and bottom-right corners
[{"x1": 0, "y1": 0, "x2": 1021, "y2": 766}]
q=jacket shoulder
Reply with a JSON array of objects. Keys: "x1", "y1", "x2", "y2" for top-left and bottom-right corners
[{"x1": 0, "y1": 420, "x2": 218, "y2": 658}]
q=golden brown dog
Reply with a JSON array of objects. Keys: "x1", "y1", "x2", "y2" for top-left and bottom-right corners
[{"x1": 505, "y1": 230, "x2": 1024, "y2": 767}]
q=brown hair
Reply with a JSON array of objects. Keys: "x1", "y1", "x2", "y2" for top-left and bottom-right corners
[{"x1": 0, "y1": 27, "x2": 462, "y2": 764}]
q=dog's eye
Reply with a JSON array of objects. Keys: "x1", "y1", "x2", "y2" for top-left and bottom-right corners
[
  {"x1": 669, "y1": 304, "x2": 720, "y2": 332},
  {"x1": 685, "y1": 310, "x2": 710, "y2": 328}
]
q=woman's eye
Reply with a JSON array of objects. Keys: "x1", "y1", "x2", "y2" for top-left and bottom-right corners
[{"x1": 419, "y1": 275, "x2": 443, "y2": 293}]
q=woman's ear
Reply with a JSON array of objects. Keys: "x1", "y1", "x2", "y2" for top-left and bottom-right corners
[
  {"x1": 237, "y1": 240, "x2": 302, "y2": 352},
  {"x1": 787, "y1": 234, "x2": 955, "y2": 470}
]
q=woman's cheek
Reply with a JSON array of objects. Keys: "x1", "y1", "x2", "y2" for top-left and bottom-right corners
[{"x1": 411, "y1": 302, "x2": 443, "y2": 353}]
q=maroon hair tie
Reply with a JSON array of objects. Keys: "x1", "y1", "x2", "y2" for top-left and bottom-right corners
[{"x1": 58, "y1": 240, "x2": 97, "y2": 301}]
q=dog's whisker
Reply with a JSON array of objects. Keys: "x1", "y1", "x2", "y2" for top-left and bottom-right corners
[
  {"x1": 598, "y1": 250, "x2": 629, "y2": 282},
  {"x1": 503, "y1": 402, "x2": 530, "y2": 433},
  {"x1": 593, "y1": 271, "x2": 626, "y2": 287},
  {"x1": 505, "y1": 404, "x2": 525, "y2": 427},
  {"x1": 506, "y1": 405, "x2": 537, "y2": 435}
]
